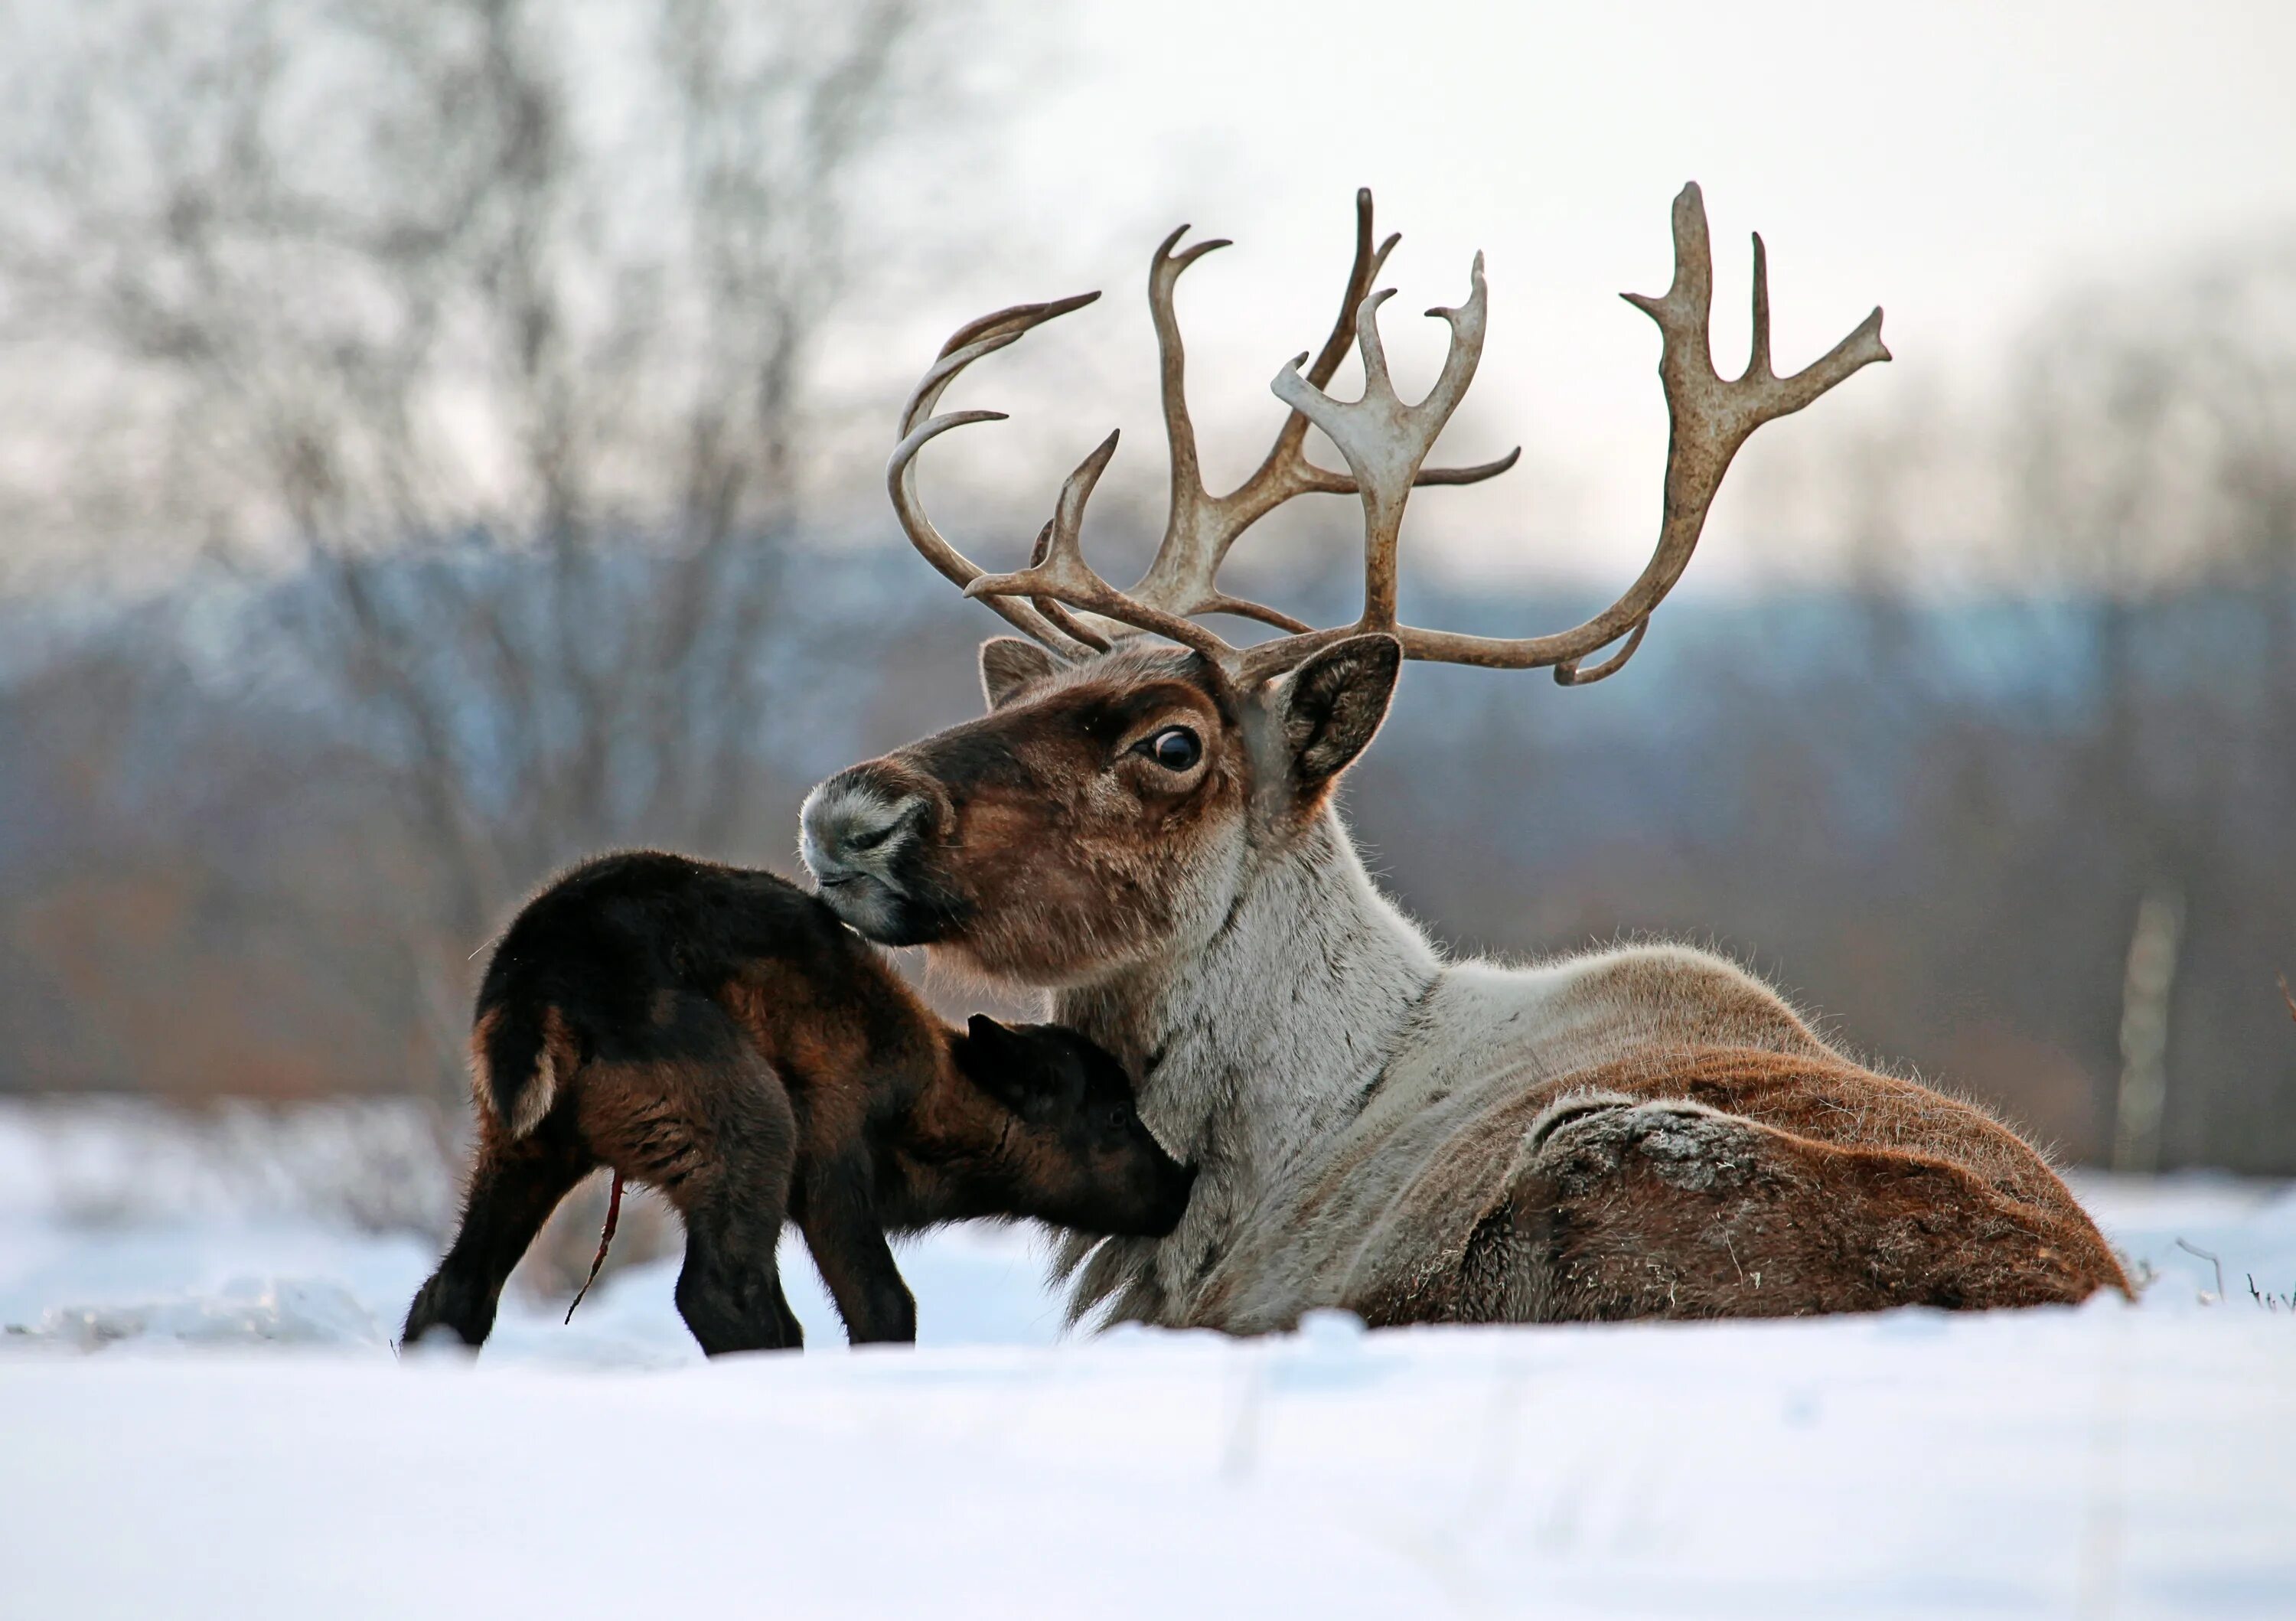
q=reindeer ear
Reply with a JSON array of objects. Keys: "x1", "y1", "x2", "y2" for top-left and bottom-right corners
[
  {"x1": 1277, "y1": 634, "x2": 1401, "y2": 792},
  {"x1": 979, "y1": 638, "x2": 1058, "y2": 709}
]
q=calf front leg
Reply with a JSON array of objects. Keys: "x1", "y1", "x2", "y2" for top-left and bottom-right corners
[{"x1": 794, "y1": 1155, "x2": 916, "y2": 1345}]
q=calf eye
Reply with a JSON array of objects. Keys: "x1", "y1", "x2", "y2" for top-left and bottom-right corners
[{"x1": 1140, "y1": 726, "x2": 1202, "y2": 771}]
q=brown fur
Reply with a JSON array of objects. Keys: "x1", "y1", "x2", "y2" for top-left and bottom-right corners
[
  {"x1": 406, "y1": 854, "x2": 1193, "y2": 1354},
  {"x1": 1339, "y1": 1048, "x2": 2128, "y2": 1326},
  {"x1": 415, "y1": 996, "x2": 806, "y2": 1355},
  {"x1": 801, "y1": 638, "x2": 2132, "y2": 1330},
  {"x1": 808, "y1": 651, "x2": 1251, "y2": 983}
]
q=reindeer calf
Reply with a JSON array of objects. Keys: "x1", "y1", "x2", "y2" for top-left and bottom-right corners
[{"x1": 402, "y1": 852, "x2": 1194, "y2": 1355}]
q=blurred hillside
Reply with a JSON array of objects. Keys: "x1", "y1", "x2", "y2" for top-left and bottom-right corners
[
  {"x1": 0, "y1": 0, "x2": 2291, "y2": 1172},
  {"x1": 5, "y1": 555, "x2": 2295, "y2": 1171}
]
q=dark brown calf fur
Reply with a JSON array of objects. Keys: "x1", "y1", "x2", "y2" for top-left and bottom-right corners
[{"x1": 401, "y1": 853, "x2": 1194, "y2": 1355}]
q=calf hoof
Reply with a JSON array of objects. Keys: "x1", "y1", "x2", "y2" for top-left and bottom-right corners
[
  {"x1": 674, "y1": 1270, "x2": 804, "y2": 1357},
  {"x1": 400, "y1": 1270, "x2": 495, "y2": 1351}
]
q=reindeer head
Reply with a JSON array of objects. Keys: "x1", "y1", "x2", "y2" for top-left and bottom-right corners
[{"x1": 803, "y1": 187, "x2": 1887, "y2": 983}]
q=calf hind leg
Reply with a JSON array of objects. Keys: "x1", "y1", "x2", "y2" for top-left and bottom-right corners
[
  {"x1": 677, "y1": 1073, "x2": 804, "y2": 1354},
  {"x1": 579, "y1": 1027, "x2": 804, "y2": 1357},
  {"x1": 403, "y1": 1127, "x2": 594, "y2": 1349},
  {"x1": 1469, "y1": 1094, "x2": 2121, "y2": 1323},
  {"x1": 675, "y1": 1180, "x2": 804, "y2": 1357}
]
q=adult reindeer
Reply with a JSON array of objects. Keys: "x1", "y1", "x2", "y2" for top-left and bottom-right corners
[{"x1": 803, "y1": 186, "x2": 2128, "y2": 1330}]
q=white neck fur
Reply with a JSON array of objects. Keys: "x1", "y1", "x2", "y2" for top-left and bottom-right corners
[{"x1": 1050, "y1": 805, "x2": 1439, "y2": 1323}]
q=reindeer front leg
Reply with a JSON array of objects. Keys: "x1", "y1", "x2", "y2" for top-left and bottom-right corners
[{"x1": 793, "y1": 1153, "x2": 917, "y2": 1345}]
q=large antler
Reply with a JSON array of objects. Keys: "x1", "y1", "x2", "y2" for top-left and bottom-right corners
[
  {"x1": 889, "y1": 183, "x2": 1886, "y2": 687},
  {"x1": 1127, "y1": 191, "x2": 1519, "y2": 633},
  {"x1": 1326, "y1": 181, "x2": 1891, "y2": 683},
  {"x1": 1270, "y1": 256, "x2": 1493, "y2": 652},
  {"x1": 887, "y1": 292, "x2": 1110, "y2": 660},
  {"x1": 889, "y1": 191, "x2": 1517, "y2": 673}
]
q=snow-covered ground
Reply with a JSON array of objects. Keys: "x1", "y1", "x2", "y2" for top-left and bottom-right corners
[{"x1": 2, "y1": 1101, "x2": 2291, "y2": 1619}]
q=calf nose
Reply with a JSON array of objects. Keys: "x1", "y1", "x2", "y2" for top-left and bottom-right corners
[{"x1": 799, "y1": 760, "x2": 946, "y2": 884}]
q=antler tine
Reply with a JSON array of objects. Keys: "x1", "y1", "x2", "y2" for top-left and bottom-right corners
[
  {"x1": 1391, "y1": 182, "x2": 1888, "y2": 683},
  {"x1": 889, "y1": 292, "x2": 1107, "y2": 659},
  {"x1": 1261, "y1": 188, "x2": 1399, "y2": 461},
  {"x1": 964, "y1": 432, "x2": 1237, "y2": 664},
  {"x1": 1017, "y1": 520, "x2": 1115, "y2": 653},
  {"x1": 1261, "y1": 191, "x2": 1520, "y2": 504},
  {"x1": 1268, "y1": 253, "x2": 1493, "y2": 638},
  {"x1": 1127, "y1": 219, "x2": 1303, "y2": 632},
  {"x1": 1130, "y1": 190, "x2": 1520, "y2": 633},
  {"x1": 1147, "y1": 223, "x2": 1235, "y2": 526}
]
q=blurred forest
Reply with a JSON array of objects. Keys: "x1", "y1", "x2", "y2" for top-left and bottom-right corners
[{"x1": 2, "y1": 0, "x2": 2292, "y2": 1176}]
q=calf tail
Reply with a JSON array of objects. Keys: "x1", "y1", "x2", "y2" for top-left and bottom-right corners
[{"x1": 471, "y1": 997, "x2": 579, "y2": 1140}]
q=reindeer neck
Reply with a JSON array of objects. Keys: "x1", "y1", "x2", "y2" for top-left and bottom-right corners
[{"x1": 1053, "y1": 806, "x2": 1440, "y2": 1225}]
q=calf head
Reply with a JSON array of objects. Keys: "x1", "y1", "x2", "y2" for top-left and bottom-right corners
[{"x1": 950, "y1": 1013, "x2": 1196, "y2": 1235}]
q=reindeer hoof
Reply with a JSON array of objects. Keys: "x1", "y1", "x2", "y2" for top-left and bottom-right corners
[{"x1": 1524, "y1": 1092, "x2": 1759, "y2": 1195}]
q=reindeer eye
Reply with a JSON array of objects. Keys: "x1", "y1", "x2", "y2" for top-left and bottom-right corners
[{"x1": 1140, "y1": 726, "x2": 1202, "y2": 772}]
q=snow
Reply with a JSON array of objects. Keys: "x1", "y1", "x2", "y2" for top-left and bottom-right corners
[{"x1": 2, "y1": 1103, "x2": 2292, "y2": 1619}]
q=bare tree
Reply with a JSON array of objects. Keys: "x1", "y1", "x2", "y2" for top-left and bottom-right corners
[
  {"x1": 0, "y1": 0, "x2": 963, "y2": 1104},
  {"x1": 2006, "y1": 245, "x2": 2296, "y2": 1161}
]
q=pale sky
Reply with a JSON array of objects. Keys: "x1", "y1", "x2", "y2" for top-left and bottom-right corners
[
  {"x1": 13, "y1": 1, "x2": 2291, "y2": 595},
  {"x1": 915, "y1": 0, "x2": 2296, "y2": 589}
]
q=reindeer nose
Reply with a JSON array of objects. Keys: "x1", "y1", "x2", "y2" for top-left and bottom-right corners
[{"x1": 799, "y1": 760, "x2": 945, "y2": 886}]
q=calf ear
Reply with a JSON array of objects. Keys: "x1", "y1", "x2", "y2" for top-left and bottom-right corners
[
  {"x1": 964, "y1": 1012, "x2": 1016, "y2": 1049},
  {"x1": 958, "y1": 1015, "x2": 1050, "y2": 1116},
  {"x1": 1277, "y1": 634, "x2": 1401, "y2": 792},
  {"x1": 958, "y1": 1013, "x2": 1022, "y2": 1080},
  {"x1": 980, "y1": 638, "x2": 1059, "y2": 709}
]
